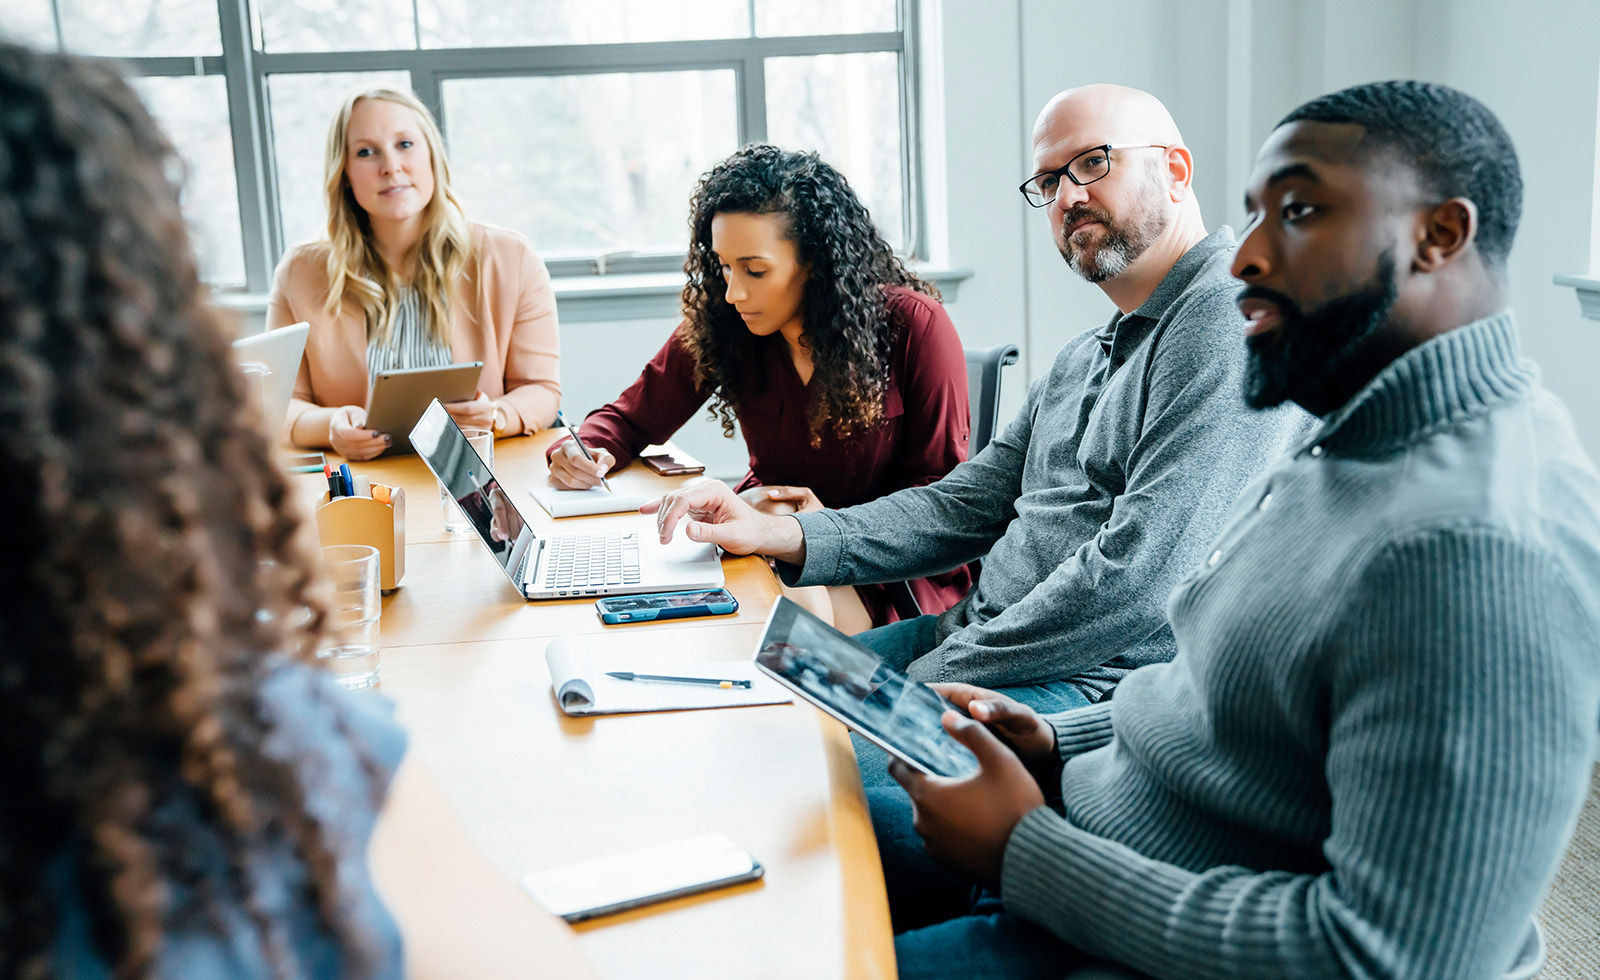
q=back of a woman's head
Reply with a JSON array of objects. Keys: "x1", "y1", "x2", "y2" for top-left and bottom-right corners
[
  {"x1": 0, "y1": 41, "x2": 373, "y2": 980},
  {"x1": 680, "y1": 144, "x2": 937, "y2": 443}
]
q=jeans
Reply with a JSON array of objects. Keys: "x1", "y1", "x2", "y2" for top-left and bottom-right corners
[
  {"x1": 870, "y1": 787, "x2": 1142, "y2": 979},
  {"x1": 851, "y1": 615, "x2": 1093, "y2": 788}
]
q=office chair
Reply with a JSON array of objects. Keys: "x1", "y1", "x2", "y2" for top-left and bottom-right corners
[
  {"x1": 883, "y1": 344, "x2": 1020, "y2": 623},
  {"x1": 965, "y1": 343, "x2": 1020, "y2": 457}
]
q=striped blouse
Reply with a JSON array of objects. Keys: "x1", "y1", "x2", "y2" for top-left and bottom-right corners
[{"x1": 367, "y1": 287, "x2": 452, "y2": 392}]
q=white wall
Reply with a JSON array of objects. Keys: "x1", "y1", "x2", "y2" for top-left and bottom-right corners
[
  {"x1": 258, "y1": 3, "x2": 1598, "y2": 474},
  {"x1": 927, "y1": 0, "x2": 1600, "y2": 457}
]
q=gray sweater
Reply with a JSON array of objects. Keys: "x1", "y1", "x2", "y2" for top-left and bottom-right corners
[
  {"x1": 1003, "y1": 313, "x2": 1600, "y2": 979},
  {"x1": 787, "y1": 229, "x2": 1311, "y2": 694}
]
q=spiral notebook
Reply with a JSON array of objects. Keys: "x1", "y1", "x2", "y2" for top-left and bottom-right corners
[
  {"x1": 526, "y1": 486, "x2": 652, "y2": 519},
  {"x1": 544, "y1": 635, "x2": 790, "y2": 716}
]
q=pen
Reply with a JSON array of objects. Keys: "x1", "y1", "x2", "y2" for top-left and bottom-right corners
[
  {"x1": 324, "y1": 462, "x2": 341, "y2": 498},
  {"x1": 338, "y1": 463, "x2": 354, "y2": 498},
  {"x1": 605, "y1": 671, "x2": 752, "y2": 689},
  {"x1": 555, "y1": 410, "x2": 613, "y2": 493}
]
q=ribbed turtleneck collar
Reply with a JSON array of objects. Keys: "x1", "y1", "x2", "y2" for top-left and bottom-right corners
[{"x1": 1315, "y1": 312, "x2": 1536, "y2": 456}]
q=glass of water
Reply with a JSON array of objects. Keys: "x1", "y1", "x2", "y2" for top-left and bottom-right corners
[
  {"x1": 441, "y1": 426, "x2": 494, "y2": 534},
  {"x1": 317, "y1": 544, "x2": 381, "y2": 690}
]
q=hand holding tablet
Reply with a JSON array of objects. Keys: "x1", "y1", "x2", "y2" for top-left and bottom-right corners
[{"x1": 752, "y1": 598, "x2": 980, "y2": 779}]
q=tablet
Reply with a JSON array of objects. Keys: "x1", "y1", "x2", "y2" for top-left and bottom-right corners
[
  {"x1": 365, "y1": 362, "x2": 482, "y2": 455},
  {"x1": 753, "y1": 598, "x2": 979, "y2": 778}
]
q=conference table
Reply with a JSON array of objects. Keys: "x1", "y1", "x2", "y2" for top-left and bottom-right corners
[{"x1": 298, "y1": 432, "x2": 895, "y2": 980}]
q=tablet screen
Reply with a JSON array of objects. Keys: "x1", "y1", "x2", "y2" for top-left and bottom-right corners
[{"x1": 754, "y1": 599, "x2": 979, "y2": 778}]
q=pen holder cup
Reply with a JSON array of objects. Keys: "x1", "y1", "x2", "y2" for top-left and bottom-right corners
[{"x1": 316, "y1": 487, "x2": 405, "y2": 593}]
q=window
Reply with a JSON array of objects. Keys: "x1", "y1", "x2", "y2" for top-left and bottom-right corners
[{"x1": 1, "y1": 0, "x2": 921, "y2": 291}]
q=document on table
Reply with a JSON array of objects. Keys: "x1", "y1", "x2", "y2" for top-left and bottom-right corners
[
  {"x1": 545, "y1": 635, "x2": 791, "y2": 716},
  {"x1": 527, "y1": 486, "x2": 652, "y2": 518}
]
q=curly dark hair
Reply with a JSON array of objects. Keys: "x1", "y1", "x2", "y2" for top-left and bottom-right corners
[
  {"x1": 0, "y1": 43, "x2": 380, "y2": 980},
  {"x1": 679, "y1": 144, "x2": 939, "y2": 444}
]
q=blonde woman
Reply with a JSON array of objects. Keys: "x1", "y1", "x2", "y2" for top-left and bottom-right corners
[{"x1": 269, "y1": 87, "x2": 560, "y2": 460}]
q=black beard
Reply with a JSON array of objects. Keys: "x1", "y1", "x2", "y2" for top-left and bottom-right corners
[{"x1": 1242, "y1": 250, "x2": 1399, "y2": 413}]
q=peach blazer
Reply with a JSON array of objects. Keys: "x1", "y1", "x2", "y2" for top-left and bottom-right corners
[{"x1": 267, "y1": 222, "x2": 560, "y2": 438}]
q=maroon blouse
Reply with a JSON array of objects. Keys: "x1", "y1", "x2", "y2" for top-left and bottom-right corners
[{"x1": 551, "y1": 286, "x2": 973, "y2": 625}]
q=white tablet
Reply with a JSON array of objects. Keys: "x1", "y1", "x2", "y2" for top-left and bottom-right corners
[
  {"x1": 365, "y1": 362, "x2": 482, "y2": 454},
  {"x1": 753, "y1": 598, "x2": 979, "y2": 778}
]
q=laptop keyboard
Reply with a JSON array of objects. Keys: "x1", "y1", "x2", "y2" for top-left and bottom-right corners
[{"x1": 542, "y1": 530, "x2": 642, "y2": 592}]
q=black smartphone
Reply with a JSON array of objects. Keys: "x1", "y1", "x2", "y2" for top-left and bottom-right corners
[{"x1": 595, "y1": 588, "x2": 739, "y2": 624}]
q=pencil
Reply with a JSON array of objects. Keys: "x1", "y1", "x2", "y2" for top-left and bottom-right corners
[
  {"x1": 605, "y1": 671, "x2": 752, "y2": 689},
  {"x1": 555, "y1": 410, "x2": 613, "y2": 493}
]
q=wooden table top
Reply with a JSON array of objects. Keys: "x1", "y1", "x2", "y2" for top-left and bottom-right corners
[{"x1": 298, "y1": 433, "x2": 895, "y2": 980}]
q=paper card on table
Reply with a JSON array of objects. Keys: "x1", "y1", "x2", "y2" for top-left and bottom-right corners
[{"x1": 545, "y1": 635, "x2": 791, "y2": 716}]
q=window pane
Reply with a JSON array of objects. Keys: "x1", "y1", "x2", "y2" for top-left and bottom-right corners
[
  {"x1": 420, "y1": 0, "x2": 747, "y2": 48},
  {"x1": 257, "y1": 0, "x2": 416, "y2": 53},
  {"x1": 765, "y1": 53, "x2": 904, "y2": 250},
  {"x1": 442, "y1": 72, "x2": 738, "y2": 257},
  {"x1": 755, "y1": 0, "x2": 895, "y2": 36},
  {"x1": 58, "y1": 0, "x2": 220, "y2": 56},
  {"x1": 0, "y1": 0, "x2": 59, "y2": 49},
  {"x1": 267, "y1": 72, "x2": 411, "y2": 250},
  {"x1": 132, "y1": 76, "x2": 245, "y2": 285}
]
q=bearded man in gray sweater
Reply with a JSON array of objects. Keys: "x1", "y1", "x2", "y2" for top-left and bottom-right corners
[
  {"x1": 649, "y1": 84, "x2": 1309, "y2": 722},
  {"x1": 865, "y1": 82, "x2": 1600, "y2": 980}
]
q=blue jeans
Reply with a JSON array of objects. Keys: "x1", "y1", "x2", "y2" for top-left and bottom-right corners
[
  {"x1": 851, "y1": 615, "x2": 1093, "y2": 788},
  {"x1": 869, "y1": 787, "x2": 1142, "y2": 979}
]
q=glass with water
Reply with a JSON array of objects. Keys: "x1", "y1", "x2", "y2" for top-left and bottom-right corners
[
  {"x1": 441, "y1": 426, "x2": 494, "y2": 533},
  {"x1": 318, "y1": 544, "x2": 381, "y2": 689}
]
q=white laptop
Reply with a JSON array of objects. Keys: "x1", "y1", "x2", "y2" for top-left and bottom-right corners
[
  {"x1": 409, "y1": 400, "x2": 725, "y2": 600},
  {"x1": 232, "y1": 321, "x2": 309, "y2": 435}
]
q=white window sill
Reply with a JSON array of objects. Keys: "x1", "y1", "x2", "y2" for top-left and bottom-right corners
[
  {"x1": 212, "y1": 266, "x2": 975, "y2": 324},
  {"x1": 1555, "y1": 274, "x2": 1600, "y2": 321}
]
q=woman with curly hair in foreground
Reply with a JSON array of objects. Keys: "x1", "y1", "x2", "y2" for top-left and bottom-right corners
[
  {"x1": 0, "y1": 41, "x2": 593, "y2": 980},
  {"x1": 548, "y1": 145, "x2": 971, "y2": 632}
]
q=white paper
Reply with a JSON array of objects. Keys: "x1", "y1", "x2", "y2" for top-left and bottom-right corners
[
  {"x1": 527, "y1": 486, "x2": 651, "y2": 518},
  {"x1": 543, "y1": 635, "x2": 791, "y2": 716}
]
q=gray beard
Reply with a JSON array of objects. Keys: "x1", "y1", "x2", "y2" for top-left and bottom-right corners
[
  {"x1": 1065, "y1": 232, "x2": 1135, "y2": 282},
  {"x1": 1056, "y1": 177, "x2": 1170, "y2": 284}
]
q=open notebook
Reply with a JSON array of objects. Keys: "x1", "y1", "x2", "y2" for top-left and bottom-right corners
[
  {"x1": 545, "y1": 635, "x2": 790, "y2": 716},
  {"x1": 526, "y1": 486, "x2": 652, "y2": 519}
]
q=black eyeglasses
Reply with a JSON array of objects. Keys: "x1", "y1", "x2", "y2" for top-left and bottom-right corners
[{"x1": 1018, "y1": 143, "x2": 1171, "y2": 207}]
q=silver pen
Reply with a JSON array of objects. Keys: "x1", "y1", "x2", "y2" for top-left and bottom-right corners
[{"x1": 555, "y1": 410, "x2": 612, "y2": 492}]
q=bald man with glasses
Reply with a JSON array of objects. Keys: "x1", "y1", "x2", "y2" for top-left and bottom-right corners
[{"x1": 648, "y1": 84, "x2": 1310, "y2": 752}]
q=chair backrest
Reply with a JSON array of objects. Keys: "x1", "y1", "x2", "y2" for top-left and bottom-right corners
[{"x1": 965, "y1": 344, "x2": 1020, "y2": 456}]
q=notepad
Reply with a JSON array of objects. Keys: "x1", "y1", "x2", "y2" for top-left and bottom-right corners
[
  {"x1": 545, "y1": 635, "x2": 791, "y2": 716},
  {"x1": 526, "y1": 485, "x2": 652, "y2": 518}
]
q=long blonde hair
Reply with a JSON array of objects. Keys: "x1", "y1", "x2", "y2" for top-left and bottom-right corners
[{"x1": 321, "y1": 87, "x2": 473, "y2": 347}]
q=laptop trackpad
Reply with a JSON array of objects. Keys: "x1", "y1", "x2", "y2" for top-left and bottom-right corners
[{"x1": 655, "y1": 536, "x2": 718, "y2": 565}]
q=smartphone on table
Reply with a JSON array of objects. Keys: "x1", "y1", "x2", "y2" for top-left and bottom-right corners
[
  {"x1": 595, "y1": 588, "x2": 738, "y2": 624},
  {"x1": 521, "y1": 833, "x2": 764, "y2": 923},
  {"x1": 640, "y1": 451, "x2": 705, "y2": 476}
]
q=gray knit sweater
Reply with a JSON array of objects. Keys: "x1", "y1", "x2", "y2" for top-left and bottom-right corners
[
  {"x1": 786, "y1": 228, "x2": 1311, "y2": 695},
  {"x1": 1003, "y1": 313, "x2": 1600, "y2": 979}
]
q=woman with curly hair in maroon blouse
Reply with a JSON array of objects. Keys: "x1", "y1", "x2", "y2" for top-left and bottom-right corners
[{"x1": 549, "y1": 145, "x2": 971, "y2": 632}]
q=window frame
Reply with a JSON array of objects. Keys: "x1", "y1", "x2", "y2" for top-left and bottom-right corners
[{"x1": 39, "y1": 0, "x2": 924, "y2": 292}]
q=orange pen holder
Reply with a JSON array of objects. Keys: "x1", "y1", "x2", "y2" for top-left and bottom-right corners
[{"x1": 316, "y1": 485, "x2": 406, "y2": 593}]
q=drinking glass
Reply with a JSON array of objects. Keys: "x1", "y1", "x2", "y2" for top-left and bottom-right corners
[
  {"x1": 317, "y1": 544, "x2": 381, "y2": 689},
  {"x1": 441, "y1": 426, "x2": 493, "y2": 534}
]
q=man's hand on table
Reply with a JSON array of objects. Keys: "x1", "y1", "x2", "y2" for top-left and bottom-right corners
[
  {"x1": 888, "y1": 708, "x2": 1047, "y2": 891},
  {"x1": 740, "y1": 485, "x2": 825, "y2": 517},
  {"x1": 642, "y1": 480, "x2": 807, "y2": 564}
]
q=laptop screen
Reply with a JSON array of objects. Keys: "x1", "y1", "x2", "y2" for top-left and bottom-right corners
[{"x1": 410, "y1": 400, "x2": 537, "y2": 588}]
